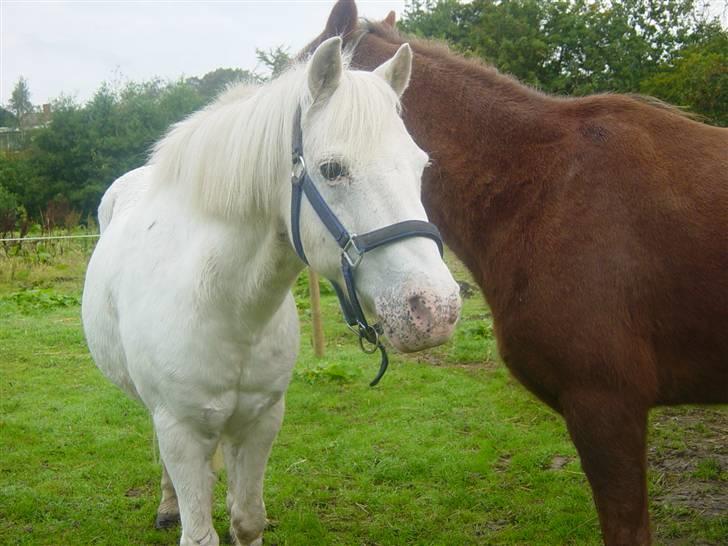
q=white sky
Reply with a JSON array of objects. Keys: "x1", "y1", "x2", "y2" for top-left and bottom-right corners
[
  {"x1": 1, "y1": 1, "x2": 725, "y2": 107},
  {"x1": 0, "y1": 0, "x2": 406, "y2": 106}
]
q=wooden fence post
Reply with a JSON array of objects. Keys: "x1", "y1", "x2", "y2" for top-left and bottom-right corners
[{"x1": 308, "y1": 269, "x2": 325, "y2": 357}]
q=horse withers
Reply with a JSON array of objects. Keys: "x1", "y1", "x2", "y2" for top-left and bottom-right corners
[
  {"x1": 304, "y1": 2, "x2": 728, "y2": 545},
  {"x1": 82, "y1": 37, "x2": 460, "y2": 546}
]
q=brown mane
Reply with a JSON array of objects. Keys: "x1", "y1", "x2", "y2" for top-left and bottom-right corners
[
  {"x1": 361, "y1": 19, "x2": 545, "y2": 97},
  {"x1": 362, "y1": 19, "x2": 699, "y2": 121}
]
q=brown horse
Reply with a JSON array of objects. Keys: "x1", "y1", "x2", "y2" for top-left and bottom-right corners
[{"x1": 303, "y1": 2, "x2": 728, "y2": 545}]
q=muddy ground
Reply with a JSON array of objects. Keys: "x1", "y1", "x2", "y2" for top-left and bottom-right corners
[{"x1": 650, "y1": 407, "x2": 727, "y2": 544}]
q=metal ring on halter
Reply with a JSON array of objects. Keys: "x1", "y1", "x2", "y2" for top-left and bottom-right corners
[
  {"x1": 358, "y1": 325, "x2": 380, "y2": 354},
  {"x1": 292, "y1": 156, "x2": 306, "y2": 180},
  {"x1": 359, "y1": 333, "x2": 380, "y2": 355}
]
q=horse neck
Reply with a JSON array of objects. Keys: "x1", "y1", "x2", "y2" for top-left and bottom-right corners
[
  {"x1": 172, "y1": 192, "x2": 302, "y2": 327},
  {"x1": 354, "y1": 32, "x2": 563, "y2": 285},
  {"x1": 149, "y1": 110, "x2": 303, "y2": 327}
]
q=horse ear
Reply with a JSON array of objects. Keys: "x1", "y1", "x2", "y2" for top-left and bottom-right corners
[
  {"x1": 324, "y1": 0, "x2": 358, "y2": 37},
  {"x1": 373, "y1": 43, "x2": 412, "y2": 98},
  {"x1": 308, "y1": 37, "x2": 343, "y2": 101},
  {"x1": 383, "y1": 11, "x2": 397, "y2": 28}
]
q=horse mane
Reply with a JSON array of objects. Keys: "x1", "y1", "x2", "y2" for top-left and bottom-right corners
[
  {"x1": 149, "y1": 56, "x2": 401, "y2": 218},
  {"x1": 358, "y1": 20, "x2": 544, "y2": 99},
  {"x1": 358, "y1": 20, "x2": 699, "y2": 121},
  {"x1": 624, "y1": 93, "x2": 703, "y2": 121}
]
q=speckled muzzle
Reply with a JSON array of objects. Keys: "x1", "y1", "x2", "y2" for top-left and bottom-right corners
[{"x1": 375, "y1": 280, "x2": 461, "y2": 352}]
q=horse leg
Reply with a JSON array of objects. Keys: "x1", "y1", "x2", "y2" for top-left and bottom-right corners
[
  {"x1": 224, "y1": 398, "x2": 285, "y2": 546},
  {"x1": 561, "y1": 389, "x2": 650, "y2": 545},
  {"x1": 154, "y1": 412, "x2": 220, "y2": 546},
  {"x1": 155, "y1": 462, "x2": 180, "y2": 529}
]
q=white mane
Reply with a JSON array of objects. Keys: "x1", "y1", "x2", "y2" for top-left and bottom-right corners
[{"x1": 149, "y1": 59, "x2": 401, "y2": 218}]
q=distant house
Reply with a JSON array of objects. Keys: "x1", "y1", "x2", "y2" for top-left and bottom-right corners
[
  {"x1": 0, "y1": 103, "x2": 52, "y2": 152},
  {"x1": 0, "y1": 127, "x2": 22, "y2": 152}
]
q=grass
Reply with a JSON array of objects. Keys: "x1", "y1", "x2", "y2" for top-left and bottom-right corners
[{"x1": 0, "y1": 239, "x2": 726, "y2": 545}]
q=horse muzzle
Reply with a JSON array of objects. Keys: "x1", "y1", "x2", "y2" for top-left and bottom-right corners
[{"x1": 375, "y1": 282, "x2": 461, "y2": 352}]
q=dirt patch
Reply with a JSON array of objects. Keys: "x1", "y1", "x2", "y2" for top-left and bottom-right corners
[
  {"x1": 649, "y1": 407, "x2": 727, "y2": 525},
  {"x1": 494, "y1": 453, "x2": 512, "y2": 473},
  {"x1": 549, "y1": 455, "x2": 573, "y2": 471},
  {"x1": 407, "y1": 350, "x2": 498, "y2": 370}
]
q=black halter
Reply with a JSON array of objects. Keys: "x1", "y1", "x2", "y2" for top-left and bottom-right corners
[{"x1": 289, "y1": 106, "x2": 444, "y2": 386}]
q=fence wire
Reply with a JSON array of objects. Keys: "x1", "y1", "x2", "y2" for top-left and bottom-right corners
[{"x1": 0, "y1": 234, "x2": 101, "y2": 243}]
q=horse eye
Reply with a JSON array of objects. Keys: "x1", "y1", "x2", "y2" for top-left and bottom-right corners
[{"x1": 320, "y1": 161, "x2": 348, "y2": 181}]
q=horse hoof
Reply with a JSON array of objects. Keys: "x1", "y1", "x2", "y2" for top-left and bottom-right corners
[
  {"x1": 225, "y1": 530, "x2": 262, "y2": 546},
  {"x1": 155, "y1": 512, "x2": 181, "y2": 529}
]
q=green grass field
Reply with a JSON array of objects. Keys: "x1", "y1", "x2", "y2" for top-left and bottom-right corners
[{"x1": 1, "y1": 239, "x2": 725, "y2": 545}]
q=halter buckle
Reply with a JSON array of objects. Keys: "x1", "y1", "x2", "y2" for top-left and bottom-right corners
[{"x1": 343, "y1": 235, "x2": 363, "y2": 268}]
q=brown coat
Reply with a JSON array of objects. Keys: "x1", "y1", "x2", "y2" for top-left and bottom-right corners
[{"x1": 304, "y1": 2, "x2": 728, "y2": 544}]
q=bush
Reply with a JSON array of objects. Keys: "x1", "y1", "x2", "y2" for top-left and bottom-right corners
[{"x1": 0, "y1": 184, "x2": 19, "y2": 235}]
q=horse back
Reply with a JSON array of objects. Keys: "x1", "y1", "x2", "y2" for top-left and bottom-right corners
[
  {"x1": 97, "y1": 166, "x2": 152, "y2": 232},
  {"x1": 484, "y1": 97, "x2": 728, "y2": 407}
]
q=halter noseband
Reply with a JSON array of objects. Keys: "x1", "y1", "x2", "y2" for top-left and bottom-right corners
[{"x1": 289, "y1": 106, "x2": 444, "y2": 386}]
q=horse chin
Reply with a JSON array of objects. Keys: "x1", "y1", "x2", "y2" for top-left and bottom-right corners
[
  {"x1": 375, "y1": 290, "x2": 461, "y2": 353},
  {"x1": 385, "y1": 325, "x2": 457, "y2": 353}
]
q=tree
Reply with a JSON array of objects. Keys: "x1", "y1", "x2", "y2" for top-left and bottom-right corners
[
  {"x1": 0, "y1": 183, "x2": 19, "y2": 235},
  {"x1": 27, "y1": 74, "x2": 216, "y2": 219},
  {"x1": 9, "y1": 77, "x2": 33, "y2": 139},
  {"x1": 641, "y1": 22, "x2": 728, "y2": 126},
  {"x1": 186, "y1": 68, "x2": 261, "y2": 102},
  {"x1": 0, "y1": 107, "x2": 16, "y2": 128},
  {"x1": 401, "y1": 1, "x2": 715, "y2": 91},
  {"x1": 256, "y1": 46, "x2": 292, "y2": 77},
  {"x1": 541, "y1": 0, "x2": 707, "y2": 94}
]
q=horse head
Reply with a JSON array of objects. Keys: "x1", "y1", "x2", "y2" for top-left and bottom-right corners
[{"x1": 287, "y1": 37, "x2": 461, "y2": 353}]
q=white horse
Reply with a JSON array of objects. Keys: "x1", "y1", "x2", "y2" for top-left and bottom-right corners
[{"x1": 82, "y1": 37, "x2": 461, "y2": 546}]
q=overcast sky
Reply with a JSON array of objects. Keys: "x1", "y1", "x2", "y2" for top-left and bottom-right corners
[
  {"x1": 1, "y1": 1, "x2": 406, "y2": 106},
  {"x1": 2, "y1": 1, "x2": 726, "y2": 107}
]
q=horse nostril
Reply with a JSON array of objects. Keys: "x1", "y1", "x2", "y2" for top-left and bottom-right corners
[
  {"x1": 408, "y1": 294, "x2": 434, "y2": 325},
  {"x1": 408, "y1": 294, "x2": 424, "y2": 314}
]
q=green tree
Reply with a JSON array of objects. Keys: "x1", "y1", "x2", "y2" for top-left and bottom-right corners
[
  {"x1": 186, "y1": 68, "x2": 261, "y2": 102},
  {"x1": 404, "y1": 0, "x2": 551, "y2": 87},
  {"x1": 0, "y1": 151, "x2": 42, "y2": 218},
  {"x1": 0, "y1": 183, "x2": 19, "y2": 234},
  {"x1": 401, "y1": 1, "x2": 718, "y2": 92},
  {"x1": 27, "y1": 75, "x2": 213, "y2": 219},
  {"x1": 9, "y1": 76, "x2": 33, "y2": 139},
  {"x1": 0, "y1": 60, "x2": 309, "y2": 225},
  {"x1": 256, "y1": 46, "x2": 292, "y2": 77},
  {"x1": 30, "y1": 80, "x2": 195, "y2": 217},
  {"x1": 541, "y1": 0, "x2": 707, "y2": 94},
  {"x1": 641, "y1": 23, "x2": 728, "y2": 126},
  {"x1": 0, "y1": 107, "x2": 16, "y2": 128}
]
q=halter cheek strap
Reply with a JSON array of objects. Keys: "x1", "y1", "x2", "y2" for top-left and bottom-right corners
[{"x1": 289, "y1": 105, "x2": 444, "y2": 386}]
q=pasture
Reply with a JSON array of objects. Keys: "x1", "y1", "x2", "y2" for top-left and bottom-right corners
[{"x1": 1, "y1": 239, "x2": 725, "y2": 545}]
